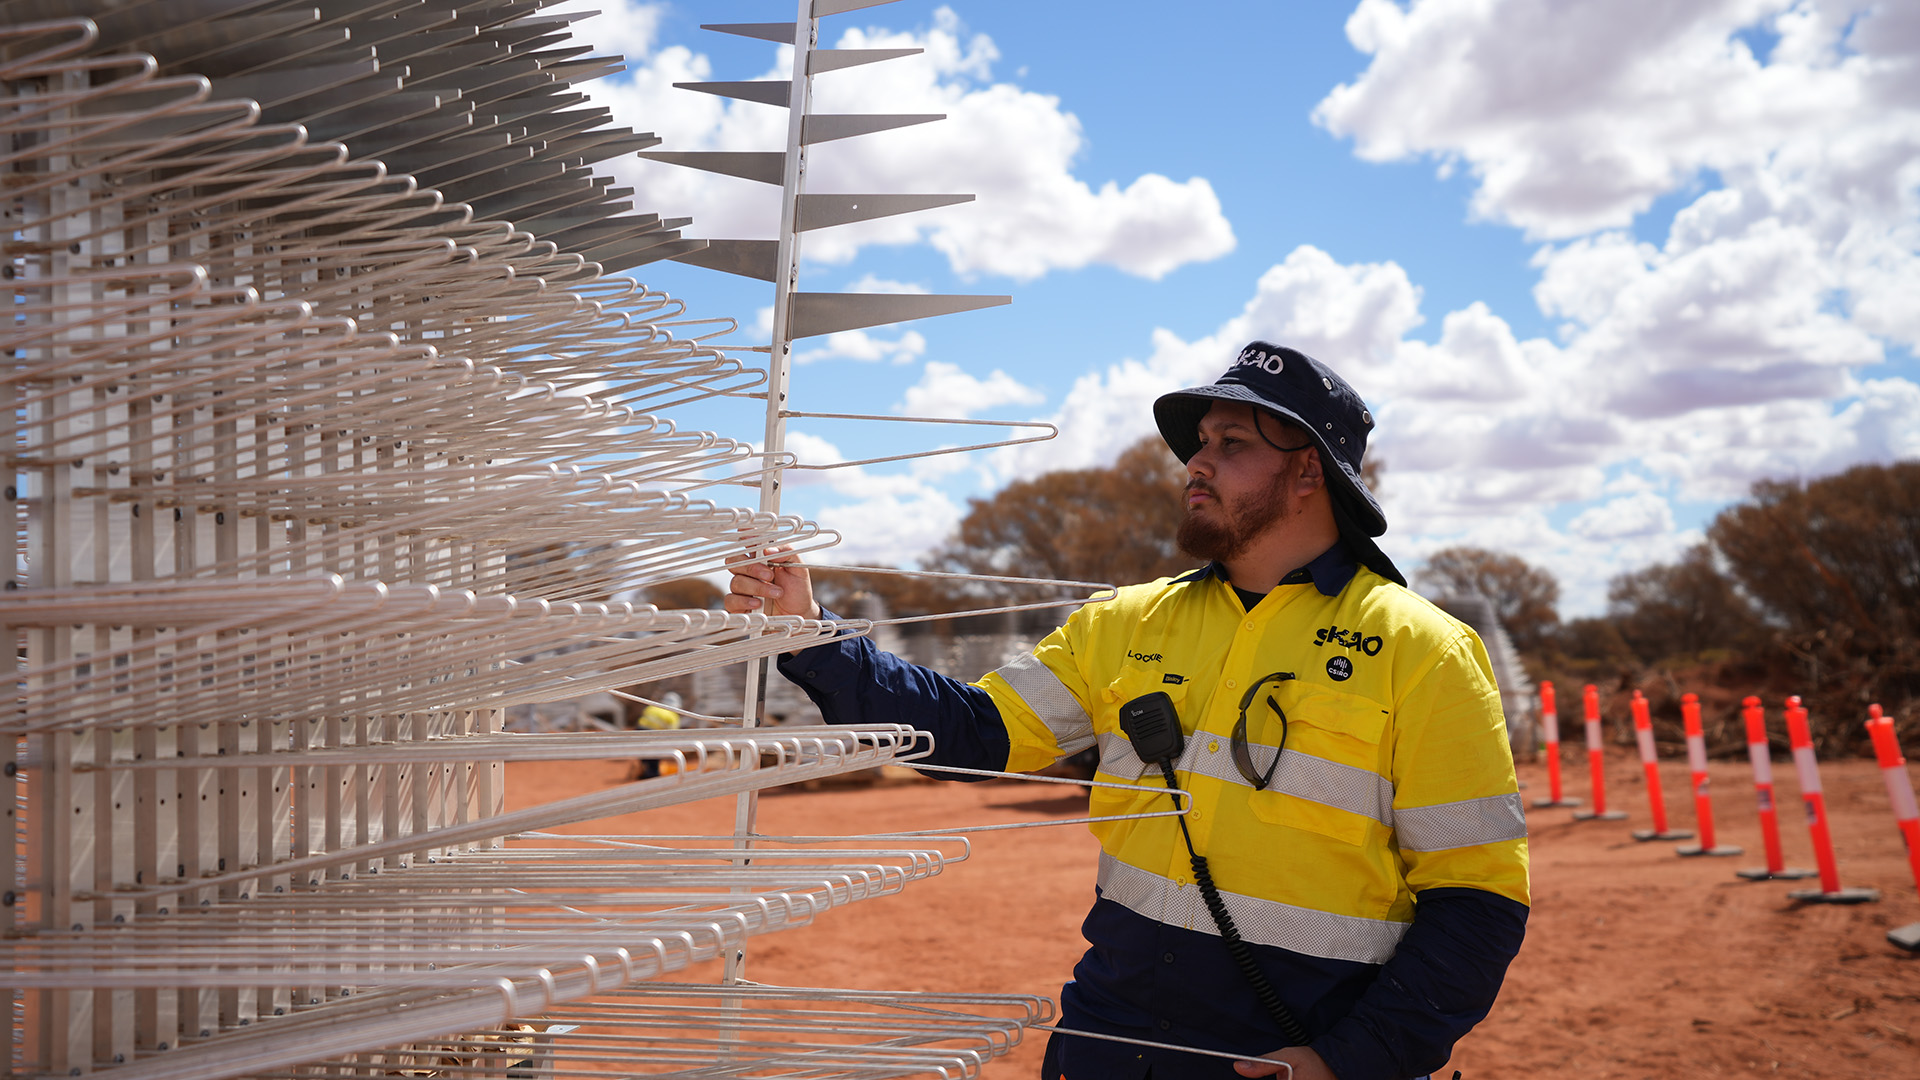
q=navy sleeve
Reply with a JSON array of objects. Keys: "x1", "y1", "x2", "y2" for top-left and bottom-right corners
[
  {"x1": 774, "y1": 609, "x2": 1012, "y2": 777},
  {"x1": 1311, "y1": 887, "x2": 1528, "y2": 1080}
]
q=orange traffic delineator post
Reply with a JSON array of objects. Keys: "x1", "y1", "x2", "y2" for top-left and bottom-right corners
[
  {"x1": 1736, "y1": 696, "x2": 1815, "y2": 881},
  {"x1": 1675, "y1": 692, "x2": 1741, "y2": 856},
  {"x1": 1572, "y1": 684, "x2": 1627, "y2": 821},
  {"x1": 1864, "y1": 704, "x2": 1920, "y2": 950},
  {"x1": 1628, "y1": 689, "x2": 1693, "y2": 842},
  {"x1": 1531, "y1": 680, "x2": 1580, "y2": 809},
  {"x1": 1782, "y1": 696, "x2": 1880, "y2": 904}
]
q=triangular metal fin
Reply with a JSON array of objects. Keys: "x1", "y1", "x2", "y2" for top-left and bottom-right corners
[
  {"x1": 672, "y1": 80, "x2": 792, "y2": 107},
  {"x1": 595, "y1": 236, "x2": 710, "y2": 274},
  {"x1": 801, "y1": 113, "x2": 943, "y2": 145},
  {"x1": 814, "y1": 0, "x2": 906, "y2": 16},
  {"x1": 795, "y1": 193, "x2": 973, "y2": 232},
  {"x1": 789, "y1": 292, "x2": 1010, "y2": 339},
  {"x1": 701, "y1": 22, "x2": 797, "y2": 44},
  {"x1": 669, "y1": 239, "x2": 779, "y2": 282},
  {"x1": 809, "y1": 48, "x2": 922, "y2": 74},
  {"x1": 635, "y1": 151, "x2": 785, "y2": 185}
]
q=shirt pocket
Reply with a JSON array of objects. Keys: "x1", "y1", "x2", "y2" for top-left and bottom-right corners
[{"x1": 1244, "y1": 687, "x2": 1389, "y2": 847}]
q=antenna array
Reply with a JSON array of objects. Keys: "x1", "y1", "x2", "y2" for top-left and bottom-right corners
[{"x1": 3, "y1": 2, "x2": 1046, "y2": 1076}]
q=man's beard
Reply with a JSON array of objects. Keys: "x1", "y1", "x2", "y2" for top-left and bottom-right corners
[{"x1": 1177, "y1": 475, "x2": 1296, "y2": 563}]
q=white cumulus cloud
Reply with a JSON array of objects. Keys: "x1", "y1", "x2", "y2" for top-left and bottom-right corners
[
  {"x1": 898, "y1": 360, "x2": 1044, "y2": 418},
  {"x1": 543, "y1": 0, "x2": 664, "y2": 63},
  {"x1": 1569, "y1": 492, "x2": 1677, "y2": 540},
  {"x1": 1313, "y1": 0, "x2": 1913, "y2": 241},
  {"x1": 795, "y1": 329, "x2": 928, "y2": 365},
  {"x1": 576, "y1": 6, "x2": 1235, "y2": 281}
]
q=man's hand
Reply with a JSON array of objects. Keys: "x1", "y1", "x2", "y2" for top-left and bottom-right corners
[
  {"x1": 723, "y1": 544, "x2": 821, "y2": 620},
  {"x1": 1235, "y1": 1045, "x2": 1335, "y2": 1079}
]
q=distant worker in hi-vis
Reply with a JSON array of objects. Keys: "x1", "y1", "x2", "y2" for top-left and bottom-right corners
[
  {"x1": 727, "y1": 342, "x2": 1529, "y2": 1080},
  {"x1": 632, "y1": 691, "x2": 683, "y2": 780}
]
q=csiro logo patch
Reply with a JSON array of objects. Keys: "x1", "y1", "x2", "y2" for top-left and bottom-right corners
[{"x1": 1326, "y1": 656, "x2": 1353, "y2": 682}]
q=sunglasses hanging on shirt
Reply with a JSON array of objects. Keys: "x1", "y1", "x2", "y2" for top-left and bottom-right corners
[{"x1": 1230, "y1": 671, "x2": 1295, "y2": 791}]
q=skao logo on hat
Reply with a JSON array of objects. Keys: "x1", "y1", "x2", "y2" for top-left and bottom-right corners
[{"x1": 1234, "y1": 345, "x2": 1285, "y2": 375}]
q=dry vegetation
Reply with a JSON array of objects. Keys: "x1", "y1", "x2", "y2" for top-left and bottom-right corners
[{"x1": 653, "y1": 445, "x2": 1920, "y2": 758}]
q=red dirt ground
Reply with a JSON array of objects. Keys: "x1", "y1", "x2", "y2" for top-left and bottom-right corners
[{"x1": 507, "y1": 751, "x2": 1920, "y2": 1079}]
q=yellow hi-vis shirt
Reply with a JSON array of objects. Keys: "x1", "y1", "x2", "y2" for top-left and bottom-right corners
[
  {"x1": 637, "y1": 704, "x2": 681, "y2": 731},
  {"x1": 976, "y1": 564, "x2": 1529, "y2": 966}
]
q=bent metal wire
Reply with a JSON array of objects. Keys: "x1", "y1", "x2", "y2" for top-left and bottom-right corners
[{"x1": 1, "y1": 3, "x2": 1132, "y2": 1079}]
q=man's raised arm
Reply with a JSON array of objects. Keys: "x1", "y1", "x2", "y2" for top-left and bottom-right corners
[{"x1": 722, "y1": 547, "x2": 1013, "y2": 775}]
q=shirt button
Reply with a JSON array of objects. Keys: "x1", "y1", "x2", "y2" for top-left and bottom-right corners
[
  {"x1": 1244, "y1": 621, "x2": 1255, "y2": 631},
  {"x1": 1158, "y1": 1019, "x2": 1172, "y2": 1031},
  {"x1": 1225, "y1": 679, "x2": 1237, "y2": 689},
  {"x1": 1162, "y1": 951, "x2": 1176, "y2": 964},
  {"x1": 1207, "y1": 740, "x2": 1219, "y2": 754}
]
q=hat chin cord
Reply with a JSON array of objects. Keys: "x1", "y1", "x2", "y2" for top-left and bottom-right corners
[{"x1": 1249, "y1": 409, "x2": 1313, "y2": 456}]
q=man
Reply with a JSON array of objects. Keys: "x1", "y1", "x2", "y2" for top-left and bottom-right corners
[
  {"x1": 726, "y1": 342, "x2": 1529, "y2": 1080},
  {"x1": 631, "y1": 691, "x2": 683, "y2": 779}
]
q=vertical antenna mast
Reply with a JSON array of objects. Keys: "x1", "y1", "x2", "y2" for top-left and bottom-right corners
[
  {"x1": 651, "y1": 0, "x2": 1013, "y2": 983},
  {"x1": 724, "y1": 0, "x2": 820, "y2": 986}
]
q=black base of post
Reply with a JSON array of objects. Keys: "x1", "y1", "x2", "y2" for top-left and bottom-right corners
[
  {"x1": 1786, "y1": 886, "x2": 1881, "y2": 904},
  {"x1": 1530, "y1": 797, "x2": 1582, "y2": 808},
  {"x1": 1571, "y1": 809, "x2": 1628, "y2": 821},
  {"x1": 1735, "y1": 867, "x2": 1818, "y2": 880},
  {"x1": 1889, "y1": 922, "x2": 1920, "y2": 951},
  {"x1": 1631, "y1": 829, "x2": 1695, "y2": 841},
  {"x1": 1676, "y1": 843, "x2": 1743, "y2": 857}
]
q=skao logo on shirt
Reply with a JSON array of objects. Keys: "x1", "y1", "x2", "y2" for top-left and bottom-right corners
[{"x1": 1315, "y1": 625, "x2": 1383, "y2": 656}]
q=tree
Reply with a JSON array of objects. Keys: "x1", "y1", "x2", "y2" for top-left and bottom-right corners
[
  {"x1": 1415, "y1": 547, "x2": 1561, "y2": 654},
  {"x1": 1705, "y1": 462, "x2": 1920, "y2": 752},
  {"x1": 929, "y1": 436, "x2": 1194, "y2": 597},
  {"x1": 1553, "y1": 616, "x2": 1639, "y2": 681},
  {"x1": 1709, "y1": 463, "x2": 1920, "y2": 638},
  {"x1": 1360, "y1": 452, "x2": 1384, "y2": 500},
  {"x1": 1605, "y1": 544, "x2": 1763, "y2": 665},
  {"x1": 645, "y1": 577, "x2": 722, "y2": 611},
  {"x1": 811, "y1": 566, "x2": 968, "y2": 619}
]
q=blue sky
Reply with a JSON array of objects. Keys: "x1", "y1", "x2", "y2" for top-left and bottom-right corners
[{"x1": 557, "y1": 0, "x2": 1920, "y2": 614}]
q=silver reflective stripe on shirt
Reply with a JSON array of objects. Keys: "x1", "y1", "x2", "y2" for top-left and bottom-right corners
[
  {"x1": 1097, "y1": 851, "x2": 1408, "y2": 965},
  {"x1": 1095, "y1": 728, "x2": 1150, "y2": 780},
  {"x1": 1097, "y1": 730, "x2": 1396, "y2": 827},
  {"x1": 1395, "y1": 792, "x2": 1527, "y2": 851},
  {"x1": 992, "y1": 652, "x2": 1095, "y2": 755}
]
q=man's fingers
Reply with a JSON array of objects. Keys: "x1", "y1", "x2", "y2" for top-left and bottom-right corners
[
  {"x1": 728, "y1": 573, "x2": 783, "y2": 600},
  {"x1": 726, "y1": 560, "x2": 777, "y2": 584},
  {"x1": 724, "y1": 550, "x2": 797, "y2": 574}
]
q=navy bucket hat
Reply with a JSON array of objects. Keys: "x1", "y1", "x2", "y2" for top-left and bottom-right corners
[{"x1": 1154, "y1": 341, "x2": 1404, "y2": 585}]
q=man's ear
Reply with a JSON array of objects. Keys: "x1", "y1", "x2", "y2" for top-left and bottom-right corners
[{"x1": 1294, "y1": 447, "x2": 1326, "y2": 494}]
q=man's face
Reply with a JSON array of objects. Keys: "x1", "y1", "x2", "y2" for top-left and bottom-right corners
[{"x1": 1176, "y1": 401, "x2": 1310, "y2": 563}]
